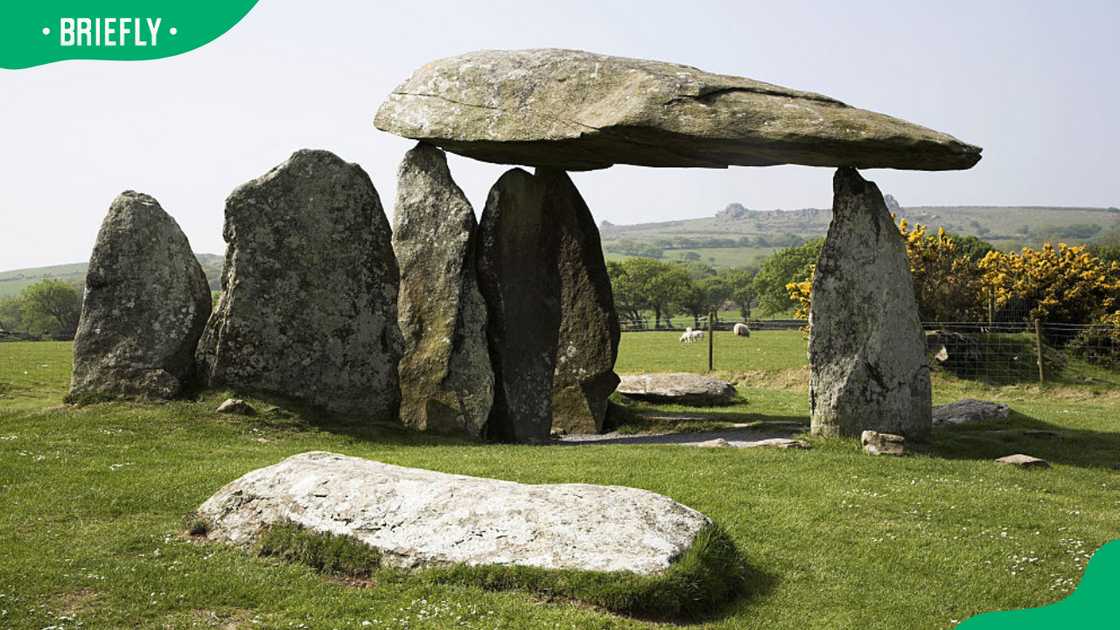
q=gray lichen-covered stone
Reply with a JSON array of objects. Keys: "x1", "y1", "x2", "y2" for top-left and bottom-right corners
[
  {"x1": 475, "y1": 169, "x2": 620, "y2": 441},
  {"x1": 475, "y1": 169, "x2": 561, "y2": 443},
  {"x1": 68, "y1": 192, "x2": 210, "y2": 401},
  {"x1": 198, "y1": 451, "x2": 711, "y2": 575},
  {"x1": 810, "y1": 168, "x2": 932, "y2": 440},
  {"x1": 617, "y1": 373, "x2": 737, "y2": 406},
  {"x1": 544, "y1": 169, "x2": 620, "y2": 435},
  {"x1": 392, "y1": 143, "x2": 494, "y2": 436},
  {"x1": 196, "y1": 150, "x2": 402, "y2": 420},
  {"x1": 375, "y1": 49, "x2": 982, "y2": 172},
  {"x1": 932, "y1": 399, "x2": 1010, "y2": 426},
  {"x1": 861, "y1": 430, "x2": 907, "y2": 456}
]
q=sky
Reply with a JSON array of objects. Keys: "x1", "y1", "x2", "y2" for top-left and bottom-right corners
[{"x1": 1, "y1": 0, "x2": 1118, "y2": 270}]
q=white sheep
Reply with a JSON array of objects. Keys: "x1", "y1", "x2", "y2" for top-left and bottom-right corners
[{"x1": 733, "y1": 323, "x2": 751, "y2": 337}]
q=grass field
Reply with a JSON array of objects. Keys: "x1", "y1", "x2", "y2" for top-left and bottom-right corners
[{"x1": 1, "y1": 337, "x2": 1119, "y2": 629}]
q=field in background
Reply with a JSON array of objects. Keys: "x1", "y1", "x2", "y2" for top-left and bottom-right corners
[{"x1": 1, "y1": 339, "x2": 1119, "y2": 629}]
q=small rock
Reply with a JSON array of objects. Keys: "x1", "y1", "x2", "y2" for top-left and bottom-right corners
[
  {"x1": 995, "y1": 454, "x2": 1051, "y2": 469},
  {"x1": 693, "y1": 438, "x2": 732, "y2": 448},
  {"x1": 217, "y1": 399, "x2": 256, "y2": 416},
  {"x1": 617, "y1": 373, "x2": 737, "y2": 406},
  {"x1": 861, "y1": 431, "x2": 906, "y2": 456},
  {"x1": 932, "y1": 399, "x2": 1010, "y2": 426},
  {"x1": 744, "y1": 438, "x2": 812, "y2": 450}
]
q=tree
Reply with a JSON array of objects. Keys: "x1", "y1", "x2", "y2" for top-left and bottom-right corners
[
  {"x1": 607, "y1": 258, "x2": 691, "y2": 328},
  {"x1": 723, "y1": 268, "x2": 756, "y2": 320},
  {"x1": 0, "y1": 296, "x2": 24, "y2": 332},
  {"x1": 752, "y1": 239, "x2": 823, "y2": 315},
  {"x1": 20, "y1": 280, "x2": 82, "y2": 338}
]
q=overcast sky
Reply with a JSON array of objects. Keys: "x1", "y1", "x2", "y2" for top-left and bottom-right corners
[{"x1": 1, "y1": 0, "x2": 1117, "y2": 270}]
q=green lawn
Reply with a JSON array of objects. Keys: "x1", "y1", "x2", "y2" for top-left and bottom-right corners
[{"x1": 1, "y1": 340, "x2": 1118, "y2": 629}]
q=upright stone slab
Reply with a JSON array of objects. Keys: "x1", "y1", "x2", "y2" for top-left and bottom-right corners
[
  {"x1": 392, "y1": 143, "x2": 494, "y2": 436},
  {"x1": 476, "y1": 169, "x2": 561, "y2": 442},
  {"x1": 809, "y1": 168, "x2": 932, "y2": 440},
  {"x1": 69, "y1": 192, "x2": 211, "y2": 401},
  {"x1": 540, "y1": 170, "x2": 620, "y2": 434},
  {"x1": 196, "y1": 150, "x2": 402, "y2": 420}
]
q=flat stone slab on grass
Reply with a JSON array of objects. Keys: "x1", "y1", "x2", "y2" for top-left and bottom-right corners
[
  {"x1": 376, "y1": 49, "x2": 981, "y2": 171},
  {"x1": 617, "y1": 373, "x2": 737, "y2": 406},
  {"x1": 933, "y1": 399, "x2": 1010, "y2": 426},
  {"x1": 558, "y1": 426, "x2": 806, "y2": 449},
  {"x1": 996, "y1": 454, "x2": 1051, "y2": 469},
  {"x1": 198, "y1": 452, "x2": 711, "y2": 575}
]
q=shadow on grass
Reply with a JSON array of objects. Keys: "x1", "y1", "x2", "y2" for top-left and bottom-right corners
[{"x1": 924, "y1": 410, "x2": 1120, "y2": 470}]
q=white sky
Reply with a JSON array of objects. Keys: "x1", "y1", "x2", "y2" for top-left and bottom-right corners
[{"x1": 1, "y1": 0, "x2": 1117, "y2": 270}]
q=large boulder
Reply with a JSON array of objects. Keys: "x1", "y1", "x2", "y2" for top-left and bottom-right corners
[
  {"x1": 475, "y1": 169, "x2": 620, "y2": 441},
  {"x1": 617, "y1": 373, "x2": 738, "y2": 406},
  {"x1": 68, "y1": 192, "x2": 211, "y2": 401},
  {"x1": 809, "y1": 168, "x2": 932, "y2": 440},
  {"x1": 198, "y1": 451, "x2": 711, "y2": 575},
  {"x1": 392, "y1": 143, "x2": 494, "y2": 436},
  {"x1": 196, "y1": 150, "x2": 402, "y2": 420},
  {"x1": 542, "y1": 169, "x2": 620, "y2": 435},
  {"x1": 475, "y1": 169, "x2": 561, "y2": 442},
  {"x1": 375, "y1": 49, "x2": 981, "y2": 172}
]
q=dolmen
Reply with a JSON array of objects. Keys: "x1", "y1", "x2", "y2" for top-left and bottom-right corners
[
  {"x1": 70, "y1": 48, "x2": 982, "y2": 446},
  {"x1": 377, "y1": 48, "x2": 981, "y2": 442}
]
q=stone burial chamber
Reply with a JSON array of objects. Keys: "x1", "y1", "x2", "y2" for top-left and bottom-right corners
[{"x1": 376, "y1": 48, "x2": 982, "y2": 442}]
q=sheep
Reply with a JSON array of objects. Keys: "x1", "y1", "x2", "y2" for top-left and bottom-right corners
[
  {"x1": 679, "y1": 327, "x2": 694, "y2": 344},
  {"x1": 679, "y1": 327, "x2": 705, "y2": 344},
  {"x1": 733, "y1": 323, "x2": 751, "y2": 337}
]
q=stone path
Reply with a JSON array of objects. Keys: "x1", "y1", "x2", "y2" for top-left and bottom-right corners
[{"x1": 556, "y1": 422, "x2": 806, "y2": 448}]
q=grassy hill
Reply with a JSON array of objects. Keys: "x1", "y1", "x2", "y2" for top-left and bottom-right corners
[
  {"x1": 0, "y1": 254, "x2": 224, "y2": 298},
  {"x1": 602, "y1": 202, "x2": 1120, "y2": 268},
  {"x1": 3, "y1": 203, "x2": 1118, "y2": 290}
]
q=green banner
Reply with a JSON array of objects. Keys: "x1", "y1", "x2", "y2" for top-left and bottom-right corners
[
  {"x1": 0, "y1": 1, "x2": 259, "y2": 69},
  {"x1": 959, "y1": 539, "x2": 1120, "y2": 629}
]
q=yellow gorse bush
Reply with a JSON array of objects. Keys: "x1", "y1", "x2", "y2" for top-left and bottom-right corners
[
  {"x1": 978, "y1": 242, "x2": 1120, "y2": 323},
  {"x1": 787, "y1": 218, "x2": 988, "y2": 321}
]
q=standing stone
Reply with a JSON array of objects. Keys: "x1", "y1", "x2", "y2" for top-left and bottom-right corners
[
  {"x1": 68, "y1": 192, "x2": 211, "y2": 401},
  {"x1": 476, "y1": 169, "x2": 560, "y2": 443},
  {"x1": 809, "y1": 168, "x2": 932, "y2": 440},
  {"x1": 476, "y1": 169, "x2": 621, "y2": 441},
  {"x1": 541, "y1": 169, "x2": 620, "y2": 435},
  {"x1": 196, "y1": 150, "x2": 402, "y2": 420},
  {"x1": 392, "y1": 143, "x2": 493, "y2": 436}
]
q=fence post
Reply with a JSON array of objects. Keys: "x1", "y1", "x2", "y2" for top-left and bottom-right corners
[
  {"x1": 1033, "y1": 319, "x2": 1045, "y2": 384},
  {"x1": 707, "y1": 310, "x2": 714, "y2": 372}
]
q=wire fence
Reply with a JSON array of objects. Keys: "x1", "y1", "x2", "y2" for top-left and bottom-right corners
[
  {"x1": 620, "y1": 315, "x2": 1120, "y2": 386},
  {"x1": 925, "y1": 320, "x2": 1120, "y2": 385}
]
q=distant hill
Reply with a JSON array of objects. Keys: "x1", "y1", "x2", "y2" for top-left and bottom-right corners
[
  {"x1": 601, "y1": 202, "x2": 1120, "y2": 267},
  {"x1": 0, "y1": 254, "x2": 224, "y2": 298},
  {"x1": 4, "y1": 202, "x2": 1119, "y2": 290}
]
